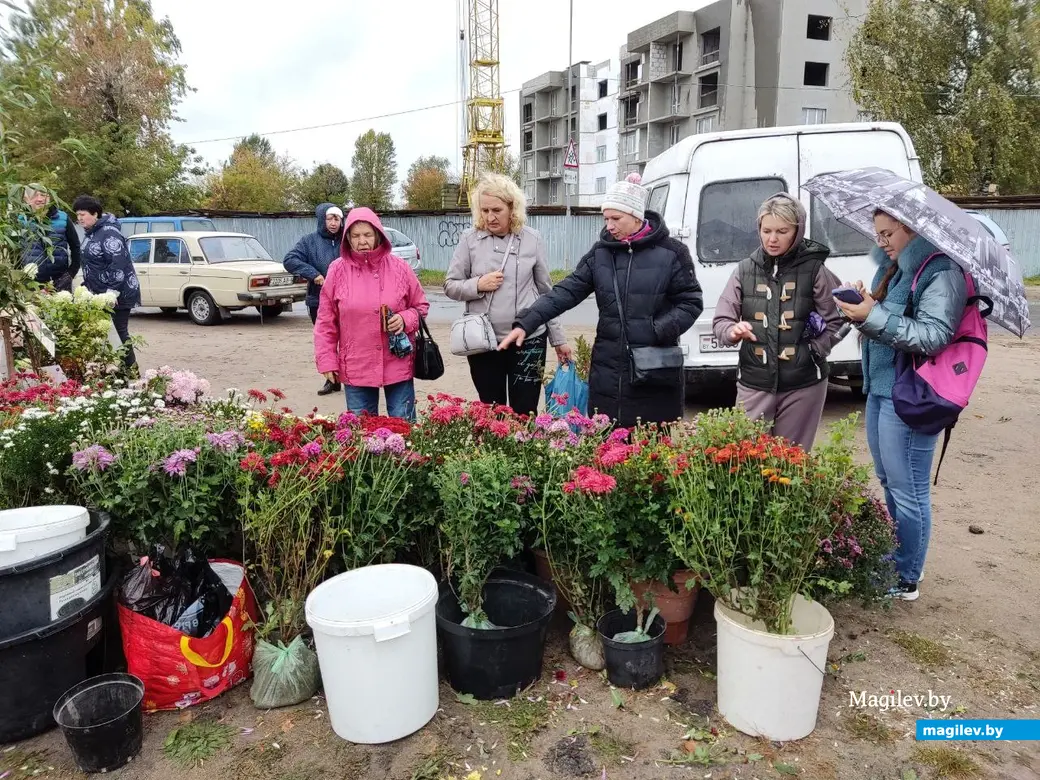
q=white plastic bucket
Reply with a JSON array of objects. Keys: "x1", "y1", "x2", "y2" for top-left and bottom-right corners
[
  {"x1": 0, "y1": 506, "x2": 90, "y2": 569},
  {"x1": 714, "y1": 594, "x2": 834, "y2": 742},
  {"x1": 305, "y1": 564, "x2": 439, "y2": 744}
]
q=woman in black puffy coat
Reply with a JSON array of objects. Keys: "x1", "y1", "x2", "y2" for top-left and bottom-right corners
[{"x1": 499, "y1": 174, "x2": 703, "y2": 426}]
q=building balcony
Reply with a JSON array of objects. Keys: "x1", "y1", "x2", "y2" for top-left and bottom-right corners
[
  {"x1": 700, "y1": 50, "x2": 720, "y2": 67},
  {"x1": 651, "y1": 69, "x2": 692, "y2": 84}
]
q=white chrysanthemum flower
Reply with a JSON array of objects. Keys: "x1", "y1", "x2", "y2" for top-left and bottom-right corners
[
  {"x1": 54, "y1": 290, "x2": 74, "y2": 302},
  {"x1": 73, "y1": 286, "x2": 91, "y2": 303},
  {"x1": 22, "y1": 262, "x2": 39, "y2": 279}
]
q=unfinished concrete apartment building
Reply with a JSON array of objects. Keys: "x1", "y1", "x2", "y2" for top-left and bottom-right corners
[{"x1": 618, "y1": 0, "x2": 867, "y2": 176}]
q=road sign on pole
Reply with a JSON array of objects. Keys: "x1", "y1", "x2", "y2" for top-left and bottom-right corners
[
  {"x1": 564, "y1": 139, "x2": 578, "y2": 169},
  {"x1": 564, "y1": 169, "x2": 577, "y2": 185}
]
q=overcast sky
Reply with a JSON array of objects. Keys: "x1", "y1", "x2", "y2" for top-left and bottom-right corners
[{"x1": 146, "y1": 0, "x2": 711, "y2": 197}]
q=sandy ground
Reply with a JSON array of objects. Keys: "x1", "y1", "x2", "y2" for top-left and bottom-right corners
[{"x1": 5, "y1": 293, "x2": 1040, "y2": 780}]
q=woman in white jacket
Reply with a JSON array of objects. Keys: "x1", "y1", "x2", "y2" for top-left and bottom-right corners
[{"x1": 444, "y1": 173, "x2": 572, "y2": 415}]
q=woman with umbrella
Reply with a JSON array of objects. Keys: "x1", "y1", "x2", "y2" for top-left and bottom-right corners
[{"x1": 832, "y1": 210, "x2": 966, "y2": 602}]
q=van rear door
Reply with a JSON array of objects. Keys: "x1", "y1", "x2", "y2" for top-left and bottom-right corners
[
  {"x1": 798, "y1": 128, "x2": 919, "y2": 373},
  {"x1": 681, "y1": 134, "x2": 800, "y2": 376}
]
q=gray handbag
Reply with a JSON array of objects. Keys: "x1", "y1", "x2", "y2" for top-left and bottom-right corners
[{"x1": 449, "y1": 234, "x2": 515, "y2": 357}]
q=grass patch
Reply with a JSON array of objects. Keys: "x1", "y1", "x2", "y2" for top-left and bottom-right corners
[
  {"x1": 1024, "y1": 275, "x2": 1040, "y2": 287},
  {"x1": 163, "y1": 720, "x2": 237, "y2": 767},
  {"x1": 567, "y1": 725, "x2": 634, "y2": 766},
  {"x1": 230, "y1": 739, "x2": 290, "y2": 780},
  {"x1": 842, "y1": 711, "x2": 894, "y2": 744},
  {"x1": 416, "y1": 269, "x2": 570, "y2": 288},
  {"x1": 0, "y1": 750, "x2": 53, "y2": 780},
  {"x1": 409, "y1": 747, "x2": 457, "y2": 780},
  {"x1": 890, "y1": 630, "x2": 951, "y2": 666},
  {"x1": 912, "y1": 745, "x2": 980, "y2": 778},
  {"x1": 473, "y1": 696, "x2": 550, "y2": 762}
]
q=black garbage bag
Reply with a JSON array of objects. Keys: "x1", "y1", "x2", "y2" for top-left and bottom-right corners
[{"x1": 119, "y1": 547, "x2": 233, "y2": 638}]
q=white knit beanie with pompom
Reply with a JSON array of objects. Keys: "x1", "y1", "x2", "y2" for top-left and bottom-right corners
[{"x1": 601, "y1": 172, "x2": 649, "y2": 221}]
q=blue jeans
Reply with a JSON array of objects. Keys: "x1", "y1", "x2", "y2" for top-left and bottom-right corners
[
  {"x1": 344, "y1": 379, "x2": 416, "y2": 422},
  {"x1": 865, "y1": 394, "x2": 939, "y2": 584}
]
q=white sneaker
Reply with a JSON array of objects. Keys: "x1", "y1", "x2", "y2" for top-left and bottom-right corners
[{"x1": 889, "y1": 582, "x2": 920, "y2": 601}]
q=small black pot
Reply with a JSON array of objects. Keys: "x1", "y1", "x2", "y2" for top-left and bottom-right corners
[
  {"x1": 436, "y1": 568, "x2": 556, "y2": 700},
  {"x1": 598, "y1": 609, "x2": 666, "y2": 690}
]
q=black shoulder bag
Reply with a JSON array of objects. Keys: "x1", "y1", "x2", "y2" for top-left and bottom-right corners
[
  {"x1": 609, "y1": 253, "x2": 684, "y2": 387},
  {"x1": 413, "y1": 315, "x2": 445, "y2": 381}
]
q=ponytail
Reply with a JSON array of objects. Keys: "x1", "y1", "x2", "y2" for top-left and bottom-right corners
[{"x1": 872, "y1": 263, "x2": 899, "y2": 303}]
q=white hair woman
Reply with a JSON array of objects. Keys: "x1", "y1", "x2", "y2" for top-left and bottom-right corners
[
  {"x1": 444, "y1": 172, "x2": 571, "y2": 415},
  {"x1": 712, "y1": 193, "x2": 844, "y2": 449}
]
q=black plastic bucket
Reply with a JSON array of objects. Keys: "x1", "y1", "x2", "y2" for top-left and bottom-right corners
[
  {"x1": 436, "y1": 568, "x2": 556, "y2": 700},
  {"x1": 598, "y1": 609, "x2": 666, "y2": 690},
  {"x1": 0, "y1": 511, "x2": 110, "y2": 637},
  {"x1": 54, "y1": 673, "x2": 144, "y2": 773},
  {"x1": 0, "y1": 573, "x2": 117, "y2": 744}
]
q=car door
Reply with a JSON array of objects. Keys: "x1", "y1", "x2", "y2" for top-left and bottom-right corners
[
  {"x1": 148, "y1": 238, "x2": 192, "y2": 307},
  {"x1": 128, "y1": 237, "x2": 154, "y2": 306}
]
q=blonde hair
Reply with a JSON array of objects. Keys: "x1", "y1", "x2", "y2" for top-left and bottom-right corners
[
  {"x1": 757, "y1": 193, "x2": 805, "y2": 228},
  {"x1": 470, "y1": 172, "x2": 526, "y2": 234}
]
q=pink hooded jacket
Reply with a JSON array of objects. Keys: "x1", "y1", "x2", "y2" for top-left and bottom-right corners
[{"x1": 314, "y1": 207, "x2": 430, "y2": 388}]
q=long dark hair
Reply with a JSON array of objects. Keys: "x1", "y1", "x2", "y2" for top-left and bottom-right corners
[{"x1": 871, "y1": 209, "x2": 903, "y2": 303}]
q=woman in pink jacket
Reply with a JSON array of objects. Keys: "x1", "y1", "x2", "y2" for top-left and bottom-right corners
[{"x1": 314, "y1": 207, "x2": 430, "y2": 421}]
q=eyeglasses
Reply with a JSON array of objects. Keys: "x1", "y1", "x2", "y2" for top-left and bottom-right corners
[{"x1": 876, "y1": 228, "x2": 901, "y2": 246}]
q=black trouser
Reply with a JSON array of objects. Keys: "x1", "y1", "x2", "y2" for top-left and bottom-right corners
[
  {"x1": 467, "y1": 335, "x2": 546, "y2": 416},
  {"x1": 111, "y1": 308, "x2": 136, "y2": 369},
  {"x1": 308, "y1": 305, "x2": 319, "y2": 325}
]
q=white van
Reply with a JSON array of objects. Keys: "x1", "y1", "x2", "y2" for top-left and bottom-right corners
[{"x1": 640, "y1": 122, "x2": 923, "y2": 390}]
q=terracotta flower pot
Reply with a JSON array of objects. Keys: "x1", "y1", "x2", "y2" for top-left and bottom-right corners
[
  {"x1": 631, "y1": 569, "x2": 701, "y2": 645},
  {"x1": 531, "y1": 548, "x2": 571, "y2": 613}
]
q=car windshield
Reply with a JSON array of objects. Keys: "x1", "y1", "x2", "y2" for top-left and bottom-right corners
[
  {"x1": 199, "y1": 236, "x2": 273, "y2": 263},
  {"x1": 386, "y1": 228, "x2": 412, "y2": 248}
]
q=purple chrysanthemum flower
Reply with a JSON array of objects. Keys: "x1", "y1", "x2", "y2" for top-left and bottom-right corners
[
  {"x1": 335, "y1": 428, "x2": 353, "y2": 444},
  {"x1": 384, "y1": 433, "x2": 406, "y2": 455},
  {"x1": 365, "y1": 436, "x2": 387, "y2": 455},
  {"x1": 459, "y1": 472, "x2": 470, "y2": 485},
  {"x1": 205, "y1": 430, "x2": 246, "y2": 454},
  {"x1": 301, "y1": 440, "x2": 323, "y2": 459},
  {"x1": 71, "y1": 445, "x2": 116, "y2": 472},
  {"x1": 162, "y1": 448, "x2": 200, "y2": 477}
]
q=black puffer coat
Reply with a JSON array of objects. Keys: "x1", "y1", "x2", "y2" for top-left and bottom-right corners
[{"x1": 516, "y1": 211, "x2": 703, "y2": 426}]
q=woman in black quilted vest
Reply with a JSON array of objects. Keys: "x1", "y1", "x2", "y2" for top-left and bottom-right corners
[{"x1": 712, "y1": 193, "x2": 844, "y2": 449}]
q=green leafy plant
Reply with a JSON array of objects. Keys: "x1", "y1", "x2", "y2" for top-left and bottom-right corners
[
  {"x1": 666, "y1": 409, "x2": 865, "y2": 634},
  {"x1": 33, "y1": 287, "x2": 130, "y2": 379},
  {"x1": 434, "y1": 451, "x2": 526, "y2": 628},
  {"x1": 70, "y1": 418, "x2": 244, "y2": 555},
  {"x1": 162, "y1": 721, "x2": 236, "y2": 767}
]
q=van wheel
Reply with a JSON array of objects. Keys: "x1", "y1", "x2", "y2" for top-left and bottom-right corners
[
  {"x1": 160, "y1": 307, "x2": 178, "y2": 315},
  {"x1": 257, "y1": 304, "x2": 284, "y2": 318},
  {"x1": 187, "y1": 291, "x2": 220, "y2": 326}
]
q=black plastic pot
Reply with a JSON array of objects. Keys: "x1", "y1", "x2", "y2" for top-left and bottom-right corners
[
  {"x1": 436, "y1": 568, "x2": 556, "y2": 700},
  {"x1": 54, "y1": 673, "x2": 144, "y2": 773},
  {"x1": 598, "y1": 609, "x2": 666, "y2": 690},
  {"x1": 0, "y1": 573, "x2": 117, "y2": 744},
  {"x1": 0, "y1": 511, "x2": 110, "y2": 638}
]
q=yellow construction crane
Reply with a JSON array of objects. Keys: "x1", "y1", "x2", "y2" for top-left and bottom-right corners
[{"x1": 458, "y1": 0, "x2": 505, "y2": 207}]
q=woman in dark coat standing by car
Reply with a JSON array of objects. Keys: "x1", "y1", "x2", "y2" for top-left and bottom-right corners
[
  {"x1": 499, "y1": 173, "x2": 703, "y2": 426},
  {"x1": 73, "y1": 195, "x2": 141, "y2": 371}
]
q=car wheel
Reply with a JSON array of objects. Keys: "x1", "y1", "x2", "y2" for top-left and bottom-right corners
[
  {"x1": 160, "y1": 307, "x2": 178, "y2": 315},
  {"x1": 257, "y1": 304, "x2": 284, "y2": 317},
  {"x1": 187, "y1": 290, "x2": 220, "y2": 326}
]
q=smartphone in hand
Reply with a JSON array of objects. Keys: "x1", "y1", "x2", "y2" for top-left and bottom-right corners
[{"x1": 832, "y1": 286, "x2": 864, "y2": 305}]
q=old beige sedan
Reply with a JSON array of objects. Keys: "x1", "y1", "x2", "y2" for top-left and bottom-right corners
[{"x1": 127, "y1": 232, "x2": 308, "y2": 325}]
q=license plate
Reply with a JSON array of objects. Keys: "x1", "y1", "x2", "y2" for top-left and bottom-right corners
[
  {"x1": 699, "y1": 334, "x2": 739, "y2": 353},
  {"x1": 270, "y1": 276, "x2": 293, "y2": 287}
]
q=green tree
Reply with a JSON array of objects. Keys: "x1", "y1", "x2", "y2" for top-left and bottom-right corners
[
  {"x1": 351, "y1": 129, "x2": 397, "y2": 211},
  {"x1": 402, "y1": 155, "x2": 451, "y2": 209},
  {"x1": 204, "y1": 139, "x2": 301, "y2": 212},
  {"x1": 846, "y1": 0, "x2": 1040, "y2": 194},
  {"x1": 0, "y1": 0, "x2": 202, "y2": 212},
  {"x1": 298, "y1": 163, "x2": 350, "y2": 210}
]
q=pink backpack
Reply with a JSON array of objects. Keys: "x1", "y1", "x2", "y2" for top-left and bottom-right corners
[{"x1": 891, "y1": 253, "x2": 992, "y2": 483}]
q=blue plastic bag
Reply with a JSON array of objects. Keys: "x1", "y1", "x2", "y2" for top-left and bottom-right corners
[{"x1": 544, "y1": 362, "x2": 588, "y2": 417}]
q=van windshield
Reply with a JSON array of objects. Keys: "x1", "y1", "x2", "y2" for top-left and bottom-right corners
[
  {"x1": 182, "y1": 219, "x2": 216, "y2": 232},
  {"x1": 810, "y1": 196, "x2": 873, "y2": 256},
  {"x1": 698, "y1": 178, "x2": 786, "y2": 263},
  {"x1": 199, "y1": 236, "x2": 273, "y2": 263}
]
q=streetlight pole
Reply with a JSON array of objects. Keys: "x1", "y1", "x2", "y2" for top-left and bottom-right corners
[{"x1": 564, "y1": 0, "x2": 573, "y2": 269}]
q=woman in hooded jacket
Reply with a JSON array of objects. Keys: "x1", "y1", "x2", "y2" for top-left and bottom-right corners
[
  {"x1": 313, "y1": 207, "x2": 430, "y2": 421},
  {"x1": 499, "y1": 174, "x2": 703, "y2": 427},
  {"x1": 712, "y1": 193, "x2": 845, "y2": 449},
  {"x1": 834, "y1": 210, "x2": 967, "y2": 602}
]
